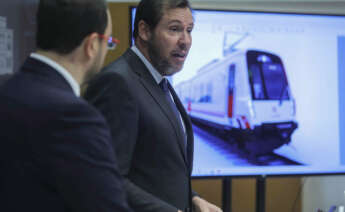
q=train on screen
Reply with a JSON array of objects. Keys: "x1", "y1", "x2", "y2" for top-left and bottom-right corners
[{"x1": 175, "y1": 49, "x2": 298, "y2": 156}]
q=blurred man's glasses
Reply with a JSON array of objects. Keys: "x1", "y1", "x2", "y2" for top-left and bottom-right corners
[{"x1": 99, "y1": 34, "x2": 120, "y2": 50}]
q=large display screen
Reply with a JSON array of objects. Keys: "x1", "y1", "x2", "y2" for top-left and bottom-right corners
[{"x1": 130, "y1": 8, "x2": 345, "y2": 177}]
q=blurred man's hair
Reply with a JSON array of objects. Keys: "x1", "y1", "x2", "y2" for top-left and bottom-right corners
[{"x1": 36, "y1": 0, "x2": 108, "y2": 55}]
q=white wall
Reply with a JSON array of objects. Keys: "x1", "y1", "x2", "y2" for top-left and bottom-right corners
[
  {"x1": 107, "y1": 1, "x2": 345, "y2": 212},
  {"x1": 302, "y1": 176, "x2": 345, "y2": 212}
]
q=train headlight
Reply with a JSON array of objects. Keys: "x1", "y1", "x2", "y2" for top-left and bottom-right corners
[{"x1": 257, "y1": 54, "x2": 272, "y2": 63}]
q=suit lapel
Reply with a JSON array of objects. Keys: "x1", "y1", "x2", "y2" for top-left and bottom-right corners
[{"x1": 123, "y1": 50, "x2": 190, "y2": 167}]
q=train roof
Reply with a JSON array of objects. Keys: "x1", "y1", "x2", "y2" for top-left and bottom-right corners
[
  {"x1": 196, "y1": 48, "x2": 280, "y2": 74},
  {"x1": 197, "y1": 49, "x2": 246, "y2": 74}
]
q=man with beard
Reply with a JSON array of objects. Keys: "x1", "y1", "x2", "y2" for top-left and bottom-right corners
[
  {"x1": 0, "y1": 0, "x2": 131, "y2": 211},
  {"x1": 84, "y1": 0, "x2": 222, "y2": 211}
]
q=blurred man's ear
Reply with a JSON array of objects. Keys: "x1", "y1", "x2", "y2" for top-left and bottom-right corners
[
  {"x1": 83, "y1": 33, "x2": 100, "y2": 60},
  {"x1": 138, "y1": 20, "x2": 152, "y2": 42}
]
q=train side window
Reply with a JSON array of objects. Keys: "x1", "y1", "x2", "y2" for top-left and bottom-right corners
[
  {"x1": 229, "y1": 64, "x2": 235, "y2": 90},
  {"x1": 199, "y1": 83, "x2": 204, "y2": 102},
  {"x1": 227, "y1": 64, "x2": 236, "y2": 117},
  {"x1": 193, "y1": 85, "x2": 198, "y2": 103},
  {"x1": 206, "y1": 82, "x2": 213, "y2": 103},
  {"x1": 262, "y1": 63, "x2": 289, "y2": 100}
]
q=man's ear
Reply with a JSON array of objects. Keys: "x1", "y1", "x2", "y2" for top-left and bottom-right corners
[
  {"x1": 83, "y1": 32, "x2": 99, "y2": 59},
  {"x1": 138, "y1": 20, "x2": 151, "y2": 42}
]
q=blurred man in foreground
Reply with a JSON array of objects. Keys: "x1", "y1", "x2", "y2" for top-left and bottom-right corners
[{"x1": 0, "y1": 0, "x2": 131, "y2": 211}]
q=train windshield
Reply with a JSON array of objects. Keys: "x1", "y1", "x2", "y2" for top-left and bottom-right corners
[{"x1": 247, "y1": 50, "x2": 290, "y2": 100}]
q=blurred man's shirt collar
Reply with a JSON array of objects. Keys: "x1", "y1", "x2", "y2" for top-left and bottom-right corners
[{"x1": 30, "y1": 53, "x2": 80, "y2": 97}]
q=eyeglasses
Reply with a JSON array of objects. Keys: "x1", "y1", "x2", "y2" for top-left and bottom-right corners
[{"x1": 99, "y1": 34, "x2": 120, "y2": 50}]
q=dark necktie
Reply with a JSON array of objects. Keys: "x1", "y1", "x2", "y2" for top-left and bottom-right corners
[{"x1": 159, "y1": 78, "x2": 188, "y2": 150}]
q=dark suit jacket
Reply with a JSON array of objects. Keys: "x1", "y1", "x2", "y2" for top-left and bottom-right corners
[
  {"x1": 84, "y1": 49, "x2": 195, "y2": 212},
  {"x1": 0, "y1": 57, "x2": 131, "y2": 212},
  {"x1": 0, "y1": 74, "x2": 12, "y2": 85}
]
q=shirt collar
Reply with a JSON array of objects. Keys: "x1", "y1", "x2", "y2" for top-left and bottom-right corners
[
  {"x1": 131, "y1": 45, "x2": 164, "y2": 84},
  {"x1": 30, "y1": 53, "x2": 80, "y2": 97}
]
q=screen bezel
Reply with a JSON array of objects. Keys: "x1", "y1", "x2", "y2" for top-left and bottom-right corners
[{"x1": 128, "y1": 6, "x2": 345, "y2": 179}]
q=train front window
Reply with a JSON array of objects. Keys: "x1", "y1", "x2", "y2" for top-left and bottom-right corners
[
  {"x1": 247, "y1": 50, "x2": 290, "y2": 100},
  {"x1": 262, "y1": 63, "x2": 289, "y2": 100}
]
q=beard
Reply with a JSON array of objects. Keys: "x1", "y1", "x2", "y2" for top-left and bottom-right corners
[{"x1": 147, "y1": 36, "x2": 181, "y2": 76}]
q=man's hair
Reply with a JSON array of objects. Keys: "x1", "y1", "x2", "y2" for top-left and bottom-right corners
[
  {"x1": 133, "y1": 0, "x2": 191, "y2": 39},
  {"x1": 36, "y1": 0, "x2": 108, "y2": 55}
]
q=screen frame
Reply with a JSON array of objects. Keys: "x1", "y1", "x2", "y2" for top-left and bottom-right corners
[{"x1": 128, "y1": 6, "x2": 345, "y2": 179}]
